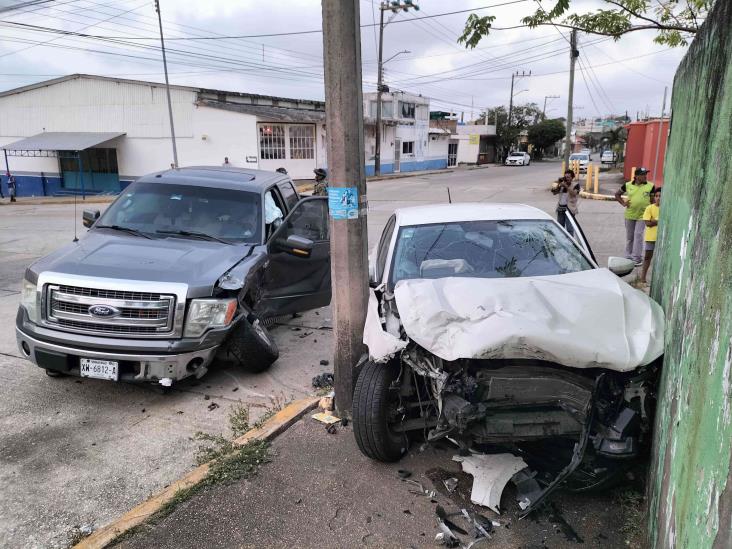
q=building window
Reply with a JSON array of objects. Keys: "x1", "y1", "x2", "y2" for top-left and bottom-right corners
[
  {"x1": 399, "y1": 101, "x2": 415, "y2": 119},
  {"x1": 288, "y1": 125, "x2": 315, "y2": 159},
  {"x1": 259, "y1": 124, "x2": 286, "y2": 159},
  {"x1": 370, "y1": 100, "x2": 394, "y2": 118},
  {"x1": 402, "y1": 141, "x2": 414, "y2": 155}
]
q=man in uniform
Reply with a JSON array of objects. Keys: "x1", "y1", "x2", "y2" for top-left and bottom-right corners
[{"x1": 615, "y1": 167, "x2": 655, "y2": 266}]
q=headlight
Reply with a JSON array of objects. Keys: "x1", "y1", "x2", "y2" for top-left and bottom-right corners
[
  {"x1": 21, "y1": 278, "x2": 39, "y2": 323},
  {"x1": 184, "y1": 298, "x2": 237, "y2": 338}
]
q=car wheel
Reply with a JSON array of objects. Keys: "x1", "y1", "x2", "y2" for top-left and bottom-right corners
[
  {"x1": 527, "y1": 159, "x2": 531, "y2": 166},
  {"x1": 353, "y1": 360, "x2": 409, "y2": 462},
  {"x1": 222, "y1": 315, "x2": 279, "y2": 373},
  {"x1": 44, "y1": 369, "x2": 66, "y2": 378}
]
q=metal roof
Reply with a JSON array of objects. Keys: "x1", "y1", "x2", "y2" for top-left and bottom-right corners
[
  {"x1": 1, "y1": 132, "x2": 125, "y2": 151},
  {"x1": 197, "y1": 99, "x2": 326, "y2": 123}
]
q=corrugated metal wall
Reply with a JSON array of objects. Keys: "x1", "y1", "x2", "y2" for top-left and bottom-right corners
[
  {"x1": 647, "y1": 1, "x2": 732, "y2": 547},
  {"x1": 0, "y1": 76, "x2": 195, "y2": 138}
]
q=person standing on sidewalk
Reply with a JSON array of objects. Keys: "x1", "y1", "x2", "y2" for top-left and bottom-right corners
[
  {"x1": 640, "y1": 188, "x2": 661, "y2": 284},
  {"x1": 552, "y1": 169, "x2": 580, "y2": 235},
  {"x1": 615, "y1": 167, "x2": 655, "y2": 265},
  {"x1": 7, "y1": 172, "x2": 17, "y2": 202}
]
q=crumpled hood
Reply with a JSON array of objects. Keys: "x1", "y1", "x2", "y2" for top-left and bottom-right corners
[
  {"x1": 392, "y1": 269, "x2": 665, "y2": 372},
  {"x1": 30, "y1": 231, "x2": 253, "y2": 297}
]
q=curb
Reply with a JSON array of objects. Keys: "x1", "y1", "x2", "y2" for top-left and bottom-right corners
[
  {"x1": 74, "y1": 396, "x2": 320, "y2": 549},
  {"x1": 368, "y1": 168, "x2": 454, "y2": 182},
  {"x1": 0, "y1": 196, "x2": 116, "y2": 206}
]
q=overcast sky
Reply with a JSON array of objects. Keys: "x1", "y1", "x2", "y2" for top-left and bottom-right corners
[{"x1": 0, "y1": 0, "x2": 687, "y2": 121}]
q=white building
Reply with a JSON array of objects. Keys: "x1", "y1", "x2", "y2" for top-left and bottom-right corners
[
  {"x1": 0, "y1": 74, "x2": 328, "y2": 196},
  {"x1": 363, "y1": 90, "x2": 449, "y2": 176},
  {"x1": 454, "y1": 123, "x2": 498, "y2": 165}
]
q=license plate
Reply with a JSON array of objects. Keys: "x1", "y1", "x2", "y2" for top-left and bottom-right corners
[{"x1": 80, "y1": 358, "x2": 119, "y2": 381}]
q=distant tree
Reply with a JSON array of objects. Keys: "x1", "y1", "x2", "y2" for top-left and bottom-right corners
[
  {"x1": 479, "y1": 103, "x2": 543, "y2": 155},
  {"x1": 459, "y1": 0, "x2": 713, "y2": 49},
  {"x1": 528, "y1": 119, "x2": 566, "y2": 158}
]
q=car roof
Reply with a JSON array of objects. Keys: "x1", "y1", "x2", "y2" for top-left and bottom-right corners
[
  {"x1": 394, "y1": 203, "x2": 553, "y2": 226},
  {"x1": 136, "y1": 166, "x2": 289, "y2": 193}
]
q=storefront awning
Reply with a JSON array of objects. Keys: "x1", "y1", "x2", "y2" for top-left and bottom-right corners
[{"x1": 2, "y1": 132, "x2": 125, "y2": 152}]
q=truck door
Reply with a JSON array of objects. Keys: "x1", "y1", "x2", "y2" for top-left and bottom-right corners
[
  {"x1": 566, "y1": 210, "x2": 597, "y2": 265},
  {"x1": 256, "y1": 196, "x2": 331, "y2": 317}
]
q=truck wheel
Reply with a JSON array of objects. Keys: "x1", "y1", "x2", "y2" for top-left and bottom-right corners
[
  {"x1": 353, "y1": 360, "x2": 409, "y2": 462},
  {"x1": 224, "y1": 315, "x2": 279, "y2": 373}
]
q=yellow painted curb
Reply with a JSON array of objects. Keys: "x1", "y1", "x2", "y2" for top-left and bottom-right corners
[{"x1": 74, "y1": 396, "x2": 319, "y2": 549}]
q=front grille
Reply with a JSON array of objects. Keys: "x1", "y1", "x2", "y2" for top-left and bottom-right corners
[{"x1": 45, "y1": 284, "x2": 176, "y2": 338}]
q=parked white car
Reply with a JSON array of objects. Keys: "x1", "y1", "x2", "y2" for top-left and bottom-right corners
[
  {"x1": 569, "y1": 152, "x2": 590, "y2": 172},
  {"x1": 601, "y1": 150, "x2": 617, "y2": 164},
  {"x1": 357, "y1": 203, "x2": 663, "y2": 514},
  {"x1": 505, "y1": 151, "x2": 531, "y2": 166}
]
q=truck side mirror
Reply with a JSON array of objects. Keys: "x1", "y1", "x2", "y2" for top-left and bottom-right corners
[
  {"x1": 279, "y1": 234, "x2": 314, "y2": 258},
  {"x1": 82, "y1": 209, "x2": 100, "y2": 228}
]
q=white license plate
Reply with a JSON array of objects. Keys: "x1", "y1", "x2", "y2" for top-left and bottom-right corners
[{"x1": 80, "y1": 358, "x2": 119, "y2": 381}]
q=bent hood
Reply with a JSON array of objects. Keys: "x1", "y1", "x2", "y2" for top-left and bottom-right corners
[
  {"x1": 30, "y1": 232, "x2": 254, "y2": 297},
  {"x1": 392, "y1": 269, "x2": 664, "y2": 372}
]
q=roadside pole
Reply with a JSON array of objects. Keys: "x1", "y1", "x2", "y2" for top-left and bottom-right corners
[
  {"x1": 321, "y1": 0, "x2": 369, "y2": 417},
  {"x1": 563, "y1": 29, "x2": 578, "y2": 165},
  {"x1": 652, "y1": 86, "x2": 668, "y2": 182},
  {"x1": 375, "y1": 5, "x2": 385, "y2": 177},
  {"x1": 154, "y1": 0, "x2": 179, "y2": 169}
]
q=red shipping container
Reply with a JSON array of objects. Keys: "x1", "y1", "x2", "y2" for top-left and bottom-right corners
[{"x1": 623, "y1": 119, "x2": 670, "y2": 186}]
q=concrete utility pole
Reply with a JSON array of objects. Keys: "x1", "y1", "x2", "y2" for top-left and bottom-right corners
[
  {"x1": 375, "y1": 0, "x2": 418, "y2": 176},
  {"x1": 563, "y1": 29, "x2": 579, "y2": 164},
  {"x1": 652, "y1": 86, "x2": 668, "y2": 180},
  {"x1": 321, "y1": 0, "x2": 369, "y2": 416},
  {"x1": 507, "y1": 70, "x2": 530, "y2": 151},
  {"x1": 543, "y1": 95, "x2": 560, "y2": 120},
  {"x1": 155, "y1": 0, "x2": 179, "y2": 169}
]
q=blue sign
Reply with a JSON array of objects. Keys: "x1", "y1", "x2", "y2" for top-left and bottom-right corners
[{"x1": 328, "y1": 187, "x2": 359, "y2": 220}]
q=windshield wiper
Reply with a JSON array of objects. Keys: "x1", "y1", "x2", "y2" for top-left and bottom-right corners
[
  {"x1": 95, "y1": 224, "x2": 153, "y2": 239},
  {"x1": 156, "y1": 229, "x2": 232, "y2": 245}
]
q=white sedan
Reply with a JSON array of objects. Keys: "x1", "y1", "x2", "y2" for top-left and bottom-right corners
[
  {"x1": 356, "y1": 203, "x2": 663, "y2": 513},
  {"x1": 504, "y1": 151, "x2": 531, "y2": 166}
]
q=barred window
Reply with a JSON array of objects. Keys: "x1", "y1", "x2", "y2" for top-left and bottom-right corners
[
  {"x1": 259, "y1": 125, "x2": 285, "y2": 159},
  {"x1": 288, "y1": 125, "x2": 315, "y2": 159}
]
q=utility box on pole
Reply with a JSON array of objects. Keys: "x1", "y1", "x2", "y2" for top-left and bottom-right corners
[{"x1": 321, "y1": 0, "x2": 369, "y2": 416}]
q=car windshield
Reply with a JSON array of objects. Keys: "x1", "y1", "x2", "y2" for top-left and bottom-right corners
[
  {"x1": 570, "y1": 154, "x2": 589, "y2": 161},
  {"x1": 509, "y1": 153, "x2": 524, "y2": 157},
  {"x1": 96, "y1": 182, "x2": 262, "y2": 243},
  {"x1": 389, "y1": 219, "x2": 593, "y2": 288}
]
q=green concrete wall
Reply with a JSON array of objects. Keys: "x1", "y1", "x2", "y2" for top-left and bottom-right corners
[{"x1": 648, "y1": 1, "x2": 732, "y2": 547}]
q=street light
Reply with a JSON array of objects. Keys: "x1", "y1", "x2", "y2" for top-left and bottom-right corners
[{"x1": 383, "y1": 50, "x2": 411, "y2": 65}]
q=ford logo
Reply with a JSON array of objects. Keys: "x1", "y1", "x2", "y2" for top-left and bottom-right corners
[{"x1": 88, "y1": 304, "x2": 121, "y2": 318}]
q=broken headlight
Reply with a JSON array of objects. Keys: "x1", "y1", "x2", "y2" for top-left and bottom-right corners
[{"x1": 184, "y1": 298, "x2": 237, "y2": 338}]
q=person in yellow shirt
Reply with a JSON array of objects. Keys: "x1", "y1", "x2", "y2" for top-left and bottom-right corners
[{"x1": 640, "y1": 189, "x2": 661, "y2": 284}]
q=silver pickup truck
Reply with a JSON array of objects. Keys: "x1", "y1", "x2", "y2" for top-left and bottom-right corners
[{"x1": 16, "y1": 166, "x2": 331, "y2": 387}]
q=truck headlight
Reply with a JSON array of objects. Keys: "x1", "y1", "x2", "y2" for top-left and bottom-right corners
[
  {"x1": 184, "y1": 298, "x2": 237, "y2": 338},
  {"x1": 21, "y1": 278, "x2": 39, "y2": 323}
]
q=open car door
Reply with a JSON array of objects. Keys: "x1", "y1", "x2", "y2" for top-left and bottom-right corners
[
  {"x1": 256, "y1": 196, "x2": 331, "y2": 317},
  {"x1": 566, "y1": 210, "x2": 597, "y2": 265}
]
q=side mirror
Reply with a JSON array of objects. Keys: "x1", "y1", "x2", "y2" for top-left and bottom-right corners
[
  {"x1": 82, "y1": 209, "x2": 100, "y2": 228},
  {"x1": 608, "y1": 256, "x2": 635, "y2": 277},
  {"x1": 279, "y1": 234, "x2": 314, "y2": 257}
]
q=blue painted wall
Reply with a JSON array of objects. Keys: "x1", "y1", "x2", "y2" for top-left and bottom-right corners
[
  {"x1": 364, "y1": 158, "x2": 447, "y2": 177},
  {"x1": 1, "y1": 173, "x2": 130, "y2": 197}
]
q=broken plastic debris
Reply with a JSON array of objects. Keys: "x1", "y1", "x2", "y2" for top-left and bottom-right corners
[
  {"x1": 397, "y1": 469, "x2": 412, "y2": 479},
  {"x1": 207, "y1": 402, "x2": 219, "y2": 411},
  {"x1": 512, "y1": 468, "x2": 543, "y2": 511},
  {"x1": 461, "y1": 508, "x2": 492, "y2": 539},
  {"x1": 159, "y1": 377, "x2": 172, "y2": 387},
  {"x1": 443, "y1": 477, "x2": 458, "y2": 493},
  {"x1": 453, "y1": 453, "x2": 528, "y2": 514},
  {"x1": 436, "y1": 505, "x2": 468, "y2": 535},
  {"x1": 319, "y1": 391, "x2": 335, "y2": 412},
  {"x1": 312, "y1": 411, "x2": 341, "y2": 425},
  {"x1": 404, "y1": 478, "x2": 436, "y2": 499}
]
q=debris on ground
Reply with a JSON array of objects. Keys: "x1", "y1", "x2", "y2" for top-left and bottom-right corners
[
  {"x1": 403, "y1": 478, "x2": 437, "y2": 499},
  {"x1": 318, "y1": 391, "x2": 335, "y2": 412},
  {"x1": 325, "y1": 423, "x2": 337, "y2": 435},
  {"x1": 512, "y1": 468, "x2": 543, "y2": 511},
  {"x1": 312, "y1": 411, "x2": 341, "y2": 425},
  {"x1": 319, "y1": 359, "x2": 330, "y2": 366},
  {"x1": 397, "y1": 469, "x2": 412, "y2": 479},
  {"x1": 436, "y1": 505, "x2": 468, "y2": 535},
  {"x1": 207, "y1": 402, "x2": 220, "y2": 411},
  {"x1": 453, "y1": 453, "x2": 528, "y2": 514},
  {"x1": 443, "y1": 477, "x2": 458, "y2": 493},
  {"x1": 311, "y1": 372, "x2": 334, "y2": 389}
]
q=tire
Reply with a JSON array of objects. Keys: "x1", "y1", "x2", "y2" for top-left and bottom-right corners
[
  {"x1": 45, "y1": 369, "x2": 66, "y2": 378},
  {"x1": 222, "y1": 315, "x2": 279, "y2": 373},
  {"x1": 353, "y1": 360, "x2": 409, "y2": 462}
]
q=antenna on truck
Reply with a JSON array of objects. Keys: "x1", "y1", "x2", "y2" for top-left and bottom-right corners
[{"x1": 447, "y1": 187, "x2": 452, "y2": 204}]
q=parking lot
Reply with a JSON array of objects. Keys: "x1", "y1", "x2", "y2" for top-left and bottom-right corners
[{"x1": 0, "y1": 162, "x2": 628, "y2": 548}]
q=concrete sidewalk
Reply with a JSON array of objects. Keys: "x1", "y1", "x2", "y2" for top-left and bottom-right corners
[{"x1": 115, "y1": 416, "x2": 643, "y2": 549}]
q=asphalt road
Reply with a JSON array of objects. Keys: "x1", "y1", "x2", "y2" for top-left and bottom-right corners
[{"x1": 0, "y1": 161, "x2": 629, "y2": 548}]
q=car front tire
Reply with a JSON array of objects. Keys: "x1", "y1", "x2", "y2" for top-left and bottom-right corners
[
  {"x1": 353, "y1": 360, "x2": 409, "y2": 462},
  {"x1": 222, "y1": 315, "x2": 279, "y2": 373}
]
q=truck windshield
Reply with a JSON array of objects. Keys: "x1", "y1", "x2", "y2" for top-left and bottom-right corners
[
  {"x1": 96, "y1": 182, "x2": 262, "y2": 244},
  {"x1": 389, "y1": 219, "x2": 593, "y2": 288}
]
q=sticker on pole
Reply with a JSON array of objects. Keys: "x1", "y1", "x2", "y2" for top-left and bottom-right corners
[{"x1": 328, "y1": 187, "x2": 359, "y2": 220}]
